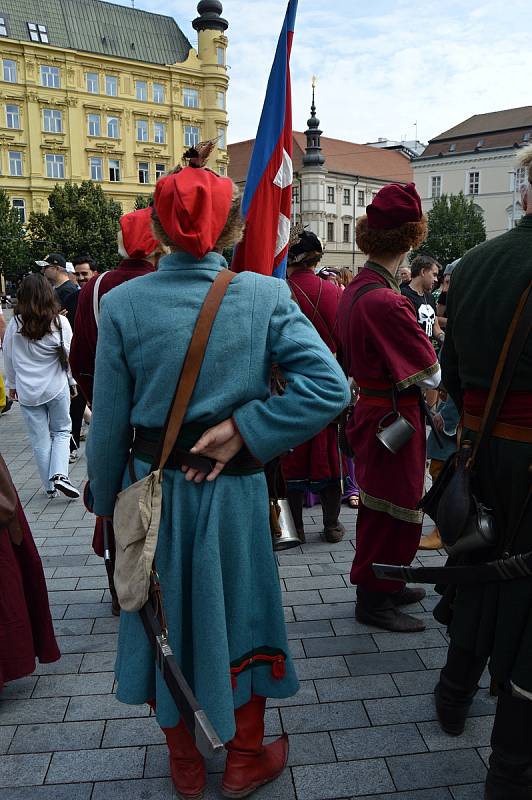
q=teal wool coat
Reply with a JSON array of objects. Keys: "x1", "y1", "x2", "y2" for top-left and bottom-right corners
[{"x1": 86, "y1": 252, "x2": 350, "y2": 743}]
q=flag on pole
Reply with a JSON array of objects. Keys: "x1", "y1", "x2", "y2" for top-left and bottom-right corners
[{"x1": 232, "y1": 0, "x2": 298, "y2": 278}]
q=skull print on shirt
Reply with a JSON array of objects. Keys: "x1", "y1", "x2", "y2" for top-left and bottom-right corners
[{"x1": 418, "y1": 303, "x2": 436, "y2": 337}]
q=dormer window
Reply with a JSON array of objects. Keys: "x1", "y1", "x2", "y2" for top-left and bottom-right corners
[
  {"x1": 0, "y1": 17, "x2": 8, "y2": 36},
  {"x1": 28, "y1": 22, "x2": 48, "y2": 43},
  {"x1": 449, "y1": 143, "x2": 456, "y2": 152}
]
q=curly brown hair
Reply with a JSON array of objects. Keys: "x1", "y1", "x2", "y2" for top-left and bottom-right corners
[
  {"x1": 14, "y1": 273, "x2": 60, "y2": 341},
  {"x1": 355, "y1": 215, "x2": 428, "y2": 257}
]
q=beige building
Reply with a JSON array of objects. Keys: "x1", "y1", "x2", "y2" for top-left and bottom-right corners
[
  {"x1": 228, "y1": 92, "x2": 413, "y2": 271},
  {"x1": 0, "y1": 0, "x2": 229, "y2": 222},
  {"x1": 413, "y1": 106, "x2": 532, "y2": 239}
]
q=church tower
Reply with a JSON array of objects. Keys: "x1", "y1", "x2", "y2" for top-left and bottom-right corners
[{"x1": 300, "y1": 79, "x2": 327, "y2": 243}]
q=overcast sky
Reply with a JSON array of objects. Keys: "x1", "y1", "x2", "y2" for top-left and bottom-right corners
[{"x1": 134, "y1": 0, "x2": 531, "y2": 146}]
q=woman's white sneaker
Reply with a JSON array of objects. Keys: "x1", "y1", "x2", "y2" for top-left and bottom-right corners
[{"x1": 52, "y1": 475, "x2": 80, "y2": 499}]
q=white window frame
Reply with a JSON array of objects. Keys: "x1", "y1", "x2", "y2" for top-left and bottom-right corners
[
  {"x1": 155, "y1": 163, "x2": 165, "y2": 181},
  {"x1": 217, "y1": 126, "x2": 226, "y2": 150},
  {"x1": 512, "y1": 167, "x2": 526, "y2": 192},
  {"x1": 216, "y1": 91, "x2": 225, "y2": 110},
  {"x1": 8, "y1": 150, "x2": 22, "y2": 176},
  {"x1": 89, "y1": 156, "x2": 103, "y2": 181},
  {"x1": 28, "y1": 22, "x2": 48, "y2": 43},
  {"x1": 292, "y1": 185, "x2": 299, "y2": 204},
  {"x1": 327, "y1": 186, "x2": 335, "y2": 204},
  {"x1": 343, "y1": 222, "x2": 350, "y2": 243},
  {"x1": 87, "y1": 113, "x2": 101, "y2": 137},
  {"x1": 184, "y1": 125, "x2": 200, "y2": 148},
  {"x1": 136, "y1": 119, "x2": 148, "y2": 142},
  {"x1": 6, "y1": 104, "x2": 20, "y2": 129},
  {"x1": 135, "y1": 80, "x2": 148, "y2": 101},
  {"x1": 467, "y1": 170, "x2": 480, "y2": 196},
  {"x1": 430, "y1": 174, "x2": 442, "y2": 199},
  {"x1": 183, "y1": 87, "x2": 199, "y2": 109},
  {"x1": 3, "y1": 59, "x2": 16, "y2": 82},
  {"x1": 45, "y1": 153, "x2": 64, "y2": 179},
  {"x1": 43, "y1": 108, "x2": 62, "y2": 133},
  {"x1": 216, "y1": 46, "x2": 225, "y2": 66},
  {"x1": 105, "y1": 75, "x2": 118, "y2": 97},
  {"x1": 106, "y1": 116, "x2": 119, "y2": 139},
  {"x1": 41, "y1": 65, "x2": 60, "y2": 88},
  {"x1": 12, "y1": 198, "x2": 25, "y2": 223},
  {"x1": 0, "y1": 17, "x2": 7, "y2": 37},
  {"x1": 86, "y1": 72, "x2": 99, "y2": 94},
  {"x1": 154, "y1": 121, "x2": 166, "y2": 144},
  {"x1": 327, "y1": 221, "x2": 335, "y2": 242},
  {"x1": 343, "y1": 188, "x2": 351, "y2": 206},
  {"x1": 357, "y1": 189, "x2": 365, "y2": 207},
  {"x1": 109, "y1": 159, "x2": 120, "y2": 182},
  {"x1": 138, "y1": 161, "x2": 149, "y2": 184},
  {"x1": 153, "y1": 82, "x2": 165, "y2": 103}
]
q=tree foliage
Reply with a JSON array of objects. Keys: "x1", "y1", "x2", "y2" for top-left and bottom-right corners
[
  {"x1": 27, "y1": 181, "x2": 123, "y2": 271},
  {"x1": 0, "y1": 188, "x2": 30, "y2": 280},
  {"x1": 411, "y1": 192, "x2": 486, "y2": 265},
  {"x1": 134, "y1": 194, "x2": 152, "y2": 210}
]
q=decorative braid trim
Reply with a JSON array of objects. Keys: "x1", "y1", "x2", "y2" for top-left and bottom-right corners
[
  {"x1": 396, "y1": 362, "x2": 440, "y2": 392},
  {"x1": 360, "y1": 490, "x2": 423, "y2": 524},
  {"x1": 230, "y1": 647, "x2": 287, "y2": 689}
]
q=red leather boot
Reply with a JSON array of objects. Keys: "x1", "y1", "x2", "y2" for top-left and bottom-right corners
[
  {"x1": 221, "y1": 694, "x2": 289, "y2": 798},
  {"x1": 162, "y1": 720, "x2": 206, "y2": 800}
]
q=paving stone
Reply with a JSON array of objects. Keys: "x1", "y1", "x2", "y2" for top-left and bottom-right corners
[
  {"x1": 0, "y1": 676, "x2": 37, "y2": 699},
  {"x1": 0, "y1": 784, "x2": 93, "y2": 800},
  {"x1": 289, "y1": 639, "x2": 305, "y2": 659},
  {"x1": 278, "y1": 565, "x2": 311, "y2": 578},
  {"x1": 293, "y1": 656, "x2": 349, "y2": 680},
  {"x1": 346, "y1": 650, "x2": 425, "y2": 677},
  {"x1": 301, "y1": 539, "x2": 354, "y2": 552},
  {"x1": 450, "y1": 786, "x2": 485, "y2": 800},
  {"x1": 418, "y1": 716, "x2": 494, "y2": 751},
  {"x1": 65, "y1": 694, "x2": 150, "y2": 721},
  {"x1": 267, "y1": 681, "x2": 317, "y2": 707},
  {"x1": 93, "y1": 772, "x2": 296, "y2": 800},
  {"x1": 388, "y1": 749, "x2": 487, "y2": 790},
  {"x1": 292, "y1": 758, "x2": 394, "y2": 799},
  {"x1": 294, "y1": 602, "x2": 356, "y2": 621},
  {"x1": 281, "y1": 590, "x2": 322, "y2": 606},
  {"x1": 332, "y1": 722, "x2": 427, "y2": 761},
  {"x1": 277, "y1": 552, "x2": 333, "y2": 565},
  {"x1": 418, "y1": 647, "x2": 449, "y2": 669},
  {"x1": 50, "y1": 605, "x2": 67, "y2": 619},
  {"x1": 303, "y1": 634, "x2": 378, "y2": 658},
  {"x1": 92, "y1": 616, "x2": 120, "y2": 633},
  {"x1": 64, "y1": 603, "x2": 115, "y2": 619},
  {"x1": 52, "y1": 619, "x2": 94, "y2": 636},
  {"x1": 40, "y1": 556, "x2": 88, "y2": 567},
  {"x1": 309, "y1": 562, "x2": 350, "y2": 576},
  {"x1": 357, "y1": 791, "x2": 452, "y2": 800},
  {"x1": 34, "y1": 672, "x2": 114, "y2": 698},
  {"x1": 320, "y1": 587, "x2": 356, "y2": 603},
  {"x1": 284, "y1": 607, "x2": 295, "y2": 622},
  {"x1": 0, "y1": 726, "x2": 16, "y2": 754},
  {"x1": 332, "y1": 617, "x2": 397, "y2": 636},
  {"x1": 285, "y1": 619, "x2": 334, "y2": 639},
  {"x1": 364, "y1": 693, "x2": 440, "y2": 726},
  {"x1": 46, "y1": 746, "x2": 145, "y2": 783},
  {"x1": 284, "y1": 731, "x2": 336, "y2": 766},
  {"x1": 0, "y1": 697, "x2": 68, "y2": 725},
  {"x1": 47, "y1": 589, "x2": 104, "y2": 605},
  {"x1": 80, "y1": 652, "x2": 116, "y2": 673},
  {"x1": 284, "y1": 575, "x2": 346, "y2": 591},
  {"x1": 373, "y1": 629, "x2": 448, "y2": 652},
  {"x1": 281, "y1": 700, "x2": 370, "y2": 734},
  {"x1": 33, "y1": 654, "x2": 83, "y2": 675},
  {"x1": 0, "y1": 752, "x2": 51, "y2": 787},
  {"x1": 43, "y1": 578, "x2": 78, "y2": 591},
  {"x1": 76, "y1": 576, "x2": 110, "y2": 590},
  {"x1": 315, "y1": 674, "x2": 398, "y2": 702},
  {"x1": 56, "y1": 633, "x2": 118, "y2": 653},
  {"x1": 53, "y1": 565, "x2": 106, "y2": 578},
  {"x1": 9, "y1": 721, "x2": 104, "y2": 753},
  {"x1": 392, "y1": 669, "x2": 441, "y2": 696},
  {"x1": 102, "y1": 716, "x2": 165, "y2": 749}
]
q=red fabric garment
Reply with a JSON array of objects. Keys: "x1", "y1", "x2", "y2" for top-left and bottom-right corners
[
  {"x1": 287, "y1": 269, "x2": 343, "y2": 353},
  {"x1": 70, "y1": 258, "x2": 155, "y2": 404},
  {"x1": 120, "y1": 208, "x2": 159, "y2": 260},
  {"x1": 367, "y1": 182, "x2": 422, "y2": 230},
  {"x1": 351, "y1": 504, "x2": 422, "y2": 592},
  {"x1": 0, "y1": 502, "x2": 60, "y2": 689},
  {"x1": 282, "y1": 423, "x2": 341, "y2": 483},
  {"x1": 464, "y1": 389, "x2": 532, "y2": 425}
]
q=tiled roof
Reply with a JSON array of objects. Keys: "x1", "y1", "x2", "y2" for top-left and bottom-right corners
[
  {"x1": 0, "y1": 0, "x2": 192, "y2": 65},
  {"x1": 433, "y1": 106, "x2": 532, "y2": 140},
  {"x1": 228, "y1": 133, "x2": 413, "y2": 185}
]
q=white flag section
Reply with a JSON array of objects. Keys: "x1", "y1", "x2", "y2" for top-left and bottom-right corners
[
  {"x1": 275, "y1": 213, "x2": 291, "y2": 257},
  {"x1": 273, "y1": 149, "x2": 293, "y2": 189}
]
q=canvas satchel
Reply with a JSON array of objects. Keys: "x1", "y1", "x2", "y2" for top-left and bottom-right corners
[{"x1": 112, "y1": 270, "x2": 235, "y2": 612}]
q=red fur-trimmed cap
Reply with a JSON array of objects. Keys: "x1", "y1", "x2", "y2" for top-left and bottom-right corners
[
  {"x1": 367, "y1": 182, "x2": 423, "y2": 230},
  {"x1": 119, "y1": 207, "x2": 159, "y2": 260},
  {"x1": 154, "y1": 166, "x2": 233, "y2": 259}
]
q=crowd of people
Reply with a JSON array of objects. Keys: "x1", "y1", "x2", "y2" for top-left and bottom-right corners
[{"x1": 0, "y1": 144, "x2": 530, "y2": 800}]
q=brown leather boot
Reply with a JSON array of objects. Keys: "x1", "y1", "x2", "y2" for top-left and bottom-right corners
[
  {"x1": 319, "y1": 482, "x2": 345, "y2": 543},
  {"x1": 222, "y1": 694, "x2": 289, "y2": 798},
  {"x1": 419, "y1": 528, "x2": 443, "y2": 550},
  {"x1": 162, "y1": 720, "x2": 206, "y2": 800}
]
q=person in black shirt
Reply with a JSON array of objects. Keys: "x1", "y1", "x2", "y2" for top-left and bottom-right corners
[{"x1": 401, "y1": 254, "x2": 444, "y2": 346}]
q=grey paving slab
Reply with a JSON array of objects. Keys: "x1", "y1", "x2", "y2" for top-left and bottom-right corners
[
  {"x1": 92, "y1": 617, "x2": 121, "y2": 633},
  {"x1": 284, "y1": 575, "x2": 346, "y2": 591},
  {"x1": 392, "y1": 669, "x2": 441, "y2": 696},
  {"x1": 33, "y1": 672, "x2": 114, "y2": 698},
  {"x1": 357, "y1": 791, "x2": 452, "y2": 800},
  {"x1": 102, "y1": 716, "x2": 165, "y2": 748},
  {"x1": 0, "y1": 676, "x2": 37, "y2": 699},
  {"x1": 64, "y1": 603, "x2": 115, "y2": 619},
  {"x1": 277, "y1": 553, "x2": 334, "y2": 565},
  {"x1": 315, "y1": 674, "x2": 399, "y2": 703},
  {"x1": 282, "y1": 590, "x2": 322, "y2": 607},
  {"x1": 48, "y1": 589, "x2": 104, "y2": 605},
  {"x1": 417, "y1": 648, "x2": 449, "y2": 670},
  {"x1": 332, "y1": 723, "x2": 427, "y2": 761},
  {"x1": 373, "y1": 630, "x2": 449, "y2": 652},
  {"x1": 9, "y1": 721, "x2": 104, "y2": 754},
  {"x1": 309, "y1": 562, "x2": 350, "y2": 576},
  {"x1": 56, "y1": 633, "x2": 118, "y2": 653},
  {"x1": 0, "y1": 752, "x2": 51, "y2": 787},
  {"x1": 285, "y1": 620, "x2": 334, "y2": 639},
  {"x1": 417, "y1": 716, "x2": 494, "y2": 752},
  {"x1": 268, "y1": 681, "x2": 318, "y2": 707},
  {"x1": 0, "y1": 727, "x2": 16, "y2": 755},
  {"x1": 80, "y1": 652, "x2": 116, "y2": 673},
  {"x1": 292, "y1": 656, "x2": 349, "y2": 680},
  {"x1": 450, "y1": 786, "x2": 485, "y2": 800},
  {"x1": 364, "y1": 694, "x2": 441, "y2": 726},
  {"x1": 387, "y1": 749, "x2": 487, "y2": 791},
  {"x1": 278, "y1": 565, "x2": 312, "y2": 578},
  {"x1": 52, "y1": 619, "x2": 94, "y2": 636},
  {"x1": 294, "y1": 602, "x2": 356, "y2": 621},
  {"x1": 0, "y1": 697, "x2": 68, "y2": 724},
  {"x1": 46, "y1": 746, "x2": 145, "y2": 783},
  {"x1": 303, "y1": 635, "x2": 378, "y2": 658},
  {"x1": 0, "y1": 785, "x2": 93, "y2": 800},
  {"x1": 53, "y1": 565, "x2": 107, "y2": 578},
  {"x1": 33, "y1": 654, "x2": 83, "y2": 675},
  {"x1": 281, "y1": 700, "x2": 370, "y2": 734},
  {"x1": 65, "y1": 694, "x2": 150, "y2": 721},
  {"x1": 346, "y1": 650, "x2": 425, "y2": 677},
  {"x1": 292, "y1": 758, "x2": 394, "y2": 799},
  {"x1": 320, "y1": 587, "x2": 357, "y2": 603},
  {"x1": 93, "y1": 772, "x2": 297, "y2": 800}
]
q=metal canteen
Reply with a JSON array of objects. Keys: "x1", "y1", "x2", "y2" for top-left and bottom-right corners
[
  {"x1": 376, "y1": 411, "x2": 416, "y2": 454},
  {"x1": 270, "y1": 498, "x2": 303, "y2": 551}
]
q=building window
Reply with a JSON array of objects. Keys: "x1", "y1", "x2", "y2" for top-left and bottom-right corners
[
  {"x1": 343, "y1": 223, "x2": 350, "y2": 243},
  {"x1": 216, "y1": 91, "x2": 225, "y2": 110},
  {"x1": 217, "y1": 127, "x2": 226, "y2": 149},
  {"x1": 6, "y1": 104, "x2": 20, "y2": 129},
  {"x1": 109, "y1": 159, "x2": 120, "y2": 182},
  {"x1": 468, "y1": 171, "x2": 480, "y2": 195},
  {"x1": 327, "y1": 186, "x2": 335, "y2": 204},
  {"x1": 87, "y1": 113, "x2": 101, "y2": 137},
  {"x1": 372, "y1": 191, "x2": 378, "y2": 200},
  {"x1": 0, "y1": 17, "x2": 7, "y2": 36},
  {"x1": 327, "y1": 222, "x2": 335, "y2": 242},
  {"x1": 512, "y1": 167, "x2": 526, "y2": 191},
  {"x1": 292, "y1": 185, "x2": 299, "y2": 204},
  {"x1": 219, "y1": 165, "x2": 226, "y2": 176},
  {"x1": 217, "y1": 46, "x2": 225, "y2": 66},
  {"x1": 107, "y1": 116, "x2": 119, "y2": 138},
  {"x1": 89, "y1": 157, "x2": 103, "y2": 181},
  {"x1": 431, "y1": 175, "x2": 442, "y2": 198},
  {"x1": 135, "y1": 80, "x2": 147, "y2": 101},
  {"x1": 105, "y1": 75, "x2": 118, "y2": 96},
  {"x1": 136, "y1": 119, "x2": 148, "y2": 142},
  {"x1": 8, "y1": 150, "x2": 22, "y2": 176},
  {"x1": 41, "y1": 65, "x2": 60, "y2": 88},
  {"x1": 45, "y1": 154, "x2": 64, "y2": 179},
  {"x1": 183, "y1": 87, "x2": 199, "y2": 108},
  {"x1": 12, "y1": 199, "x2": 25, "y2": 223},
  {"x1": 184, "y1": 125, "x2": 200, "y2": 148},
  {"x1": 43, "y1": 108, "x2": 62, "y2": 133},
  {"x1": 138, "y1": 161, "x2": 149, "y2": 184},
  {"x1": 155, "y1": 162, "x2": 166, "y2": 181},
  {"x1": 86, "y1": 72, "x2": 99, "y2": 94},
  {"x1": 3, "y1": 59, "x2": 16, "y2": 82},
  {"x1": 153, "y1": 82, "x2": 165, "y2": 103},
  {"x1": 357, "y1": 189, "x2": 365, "y2": 206},
  {"x1": 154, "y1": 121, "x2": 166, "y2": 144},
  {"x1": 28, "y1": 22, "x2": 48, "y2": 43},
  {"x1": 343, "y1": 188, "x2": 351, "y2": 205}
]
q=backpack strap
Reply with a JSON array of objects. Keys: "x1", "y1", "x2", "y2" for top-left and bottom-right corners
[{"x1": 92, "y1": 272, "x2": 107, "y2": 329}]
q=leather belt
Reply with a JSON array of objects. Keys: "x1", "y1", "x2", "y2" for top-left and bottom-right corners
[
  {"x1": 463, "y1": 412, "x2": 532, "y2": 444},
  {"x1": 373, "y1": 551, "x2": 532, "y2": 585},
  {"x1": 358, "y1": 387, "x2": 419, "y2": 407}
]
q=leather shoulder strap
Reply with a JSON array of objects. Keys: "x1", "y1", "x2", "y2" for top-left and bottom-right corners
[
  {"x1": 340, "y1": 282, "x2": 386, "y2": 372},
  {"x1": 472, "y1": 281, "x2": 532, "y2": 463},
  {"x1": 349, "y1": 282, "x2": 387, "y2": 309},
  {"x1": 92, "y1": 272, "x2": 107, "y2": 329},
  {"x1": 155, "y1": 269, "x2": 236, "y2": 471}
]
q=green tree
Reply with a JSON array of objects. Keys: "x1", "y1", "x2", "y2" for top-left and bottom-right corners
[
  {"x1": 27, "y1": 181, "x2": 123, "y2": 270},
  {"x1": 134, "y1": 194, "x2": 152, "y2": 210},
  {"x1": 411, "y1": 192, "x2": 486, "y2": 265},
  {"x1": 0, "y1": 188, "x2": 30, "y2": 281}
]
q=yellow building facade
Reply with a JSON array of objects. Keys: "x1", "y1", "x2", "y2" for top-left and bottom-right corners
[{"x1": 0, "y1": 0, "x2": 229, "y2": 222}]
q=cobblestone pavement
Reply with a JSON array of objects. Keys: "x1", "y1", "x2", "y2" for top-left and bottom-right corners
[{"x1": 0, "y1": 350, "x2": 493, "y2": 799}]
